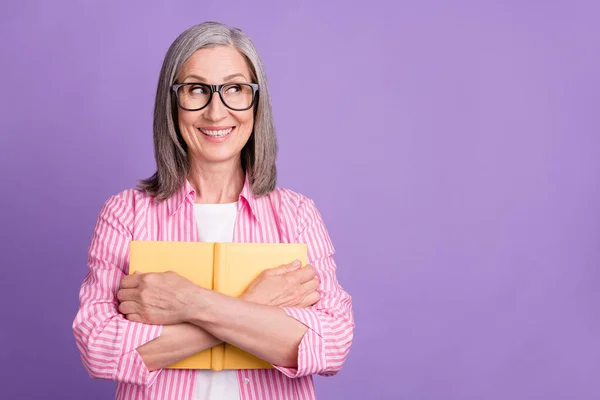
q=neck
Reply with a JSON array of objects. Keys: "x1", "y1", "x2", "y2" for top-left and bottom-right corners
[{"x1": 187, "y1": 158, "x2": 245, "y2": 204}]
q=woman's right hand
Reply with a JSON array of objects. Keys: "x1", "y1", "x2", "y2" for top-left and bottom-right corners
[{"x1": 240, "y1": 260, "x2": 321, "y2": 308}]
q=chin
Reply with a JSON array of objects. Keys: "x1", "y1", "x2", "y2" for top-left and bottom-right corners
[{"x1": 198, "y1": 150, "x2": 243, "y2": 165}]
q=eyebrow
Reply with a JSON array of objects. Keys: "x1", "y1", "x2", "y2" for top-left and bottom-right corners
[{"x1": 182, "y1": 73, "x2": 248, "y2": 83}]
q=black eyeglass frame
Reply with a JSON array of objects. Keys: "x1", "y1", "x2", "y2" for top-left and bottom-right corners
[{"x1": 170, "y1": 82, "x2": 259, "y2": 111}]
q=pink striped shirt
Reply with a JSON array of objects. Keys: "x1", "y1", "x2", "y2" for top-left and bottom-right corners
[{"x1": 72, "y1": 177, "x2": 355, "y2": 399}]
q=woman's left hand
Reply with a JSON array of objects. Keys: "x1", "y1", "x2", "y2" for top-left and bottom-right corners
[{"x1": 117, "y1": 271, "x2": 203, "y2": 325}]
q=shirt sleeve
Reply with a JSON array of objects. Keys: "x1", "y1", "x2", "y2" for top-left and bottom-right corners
[
  {"x1": 274, "y1": 197, "x2": 355, "y2": 378},
  {"x1": 72, "y1": 193, "x2": 164, "y2": 386}
]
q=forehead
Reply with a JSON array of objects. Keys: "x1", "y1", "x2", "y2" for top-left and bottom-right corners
[{"x1": 178, "y1": 46, "x2": 251, "y2": 81}]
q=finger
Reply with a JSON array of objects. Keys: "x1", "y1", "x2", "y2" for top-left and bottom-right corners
[
  {"x1": 118, "y1": 300, "x2": 139, "y2": 315},
  {"x1": 303, "y1": 290, "x2": 321, "y2": 307},
  {"x1": 120, "y1": 274, "x2": 141, "y2": 289},
  {"x1": 287, "y1": 264, "x2": 316, "y2": 283},
  {"x1": 269, "y1": 259, "x2": 302, "y2": 276},
  {"x1": 300, "y1": 277, "x2": 320, "y2": 294},
  {"x1": 116, "y1": 288, "x2": 139, "y2": 302},
  {"x1": 126, "y1": 313, "x2": 143, "y2": 323}
]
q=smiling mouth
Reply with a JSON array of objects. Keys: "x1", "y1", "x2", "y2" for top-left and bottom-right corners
[{"x1": 198, "y1": 127, "x2": 234, "y2": 138}]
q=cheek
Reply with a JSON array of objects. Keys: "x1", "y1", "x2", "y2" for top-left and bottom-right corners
[
  {"x1": 178, "y1": 109, "x2": 195, "y2": 129},
  {"x1": 177, "y1": 111, "x2": 197, "y2": 141},
  {"x1": 237, "y1": 112, "x2": 254, "y2": 138}
]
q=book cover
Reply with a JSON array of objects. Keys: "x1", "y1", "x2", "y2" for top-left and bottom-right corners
[{"x1": 128, "y1": 240, "x2": 308, "y2": 370}]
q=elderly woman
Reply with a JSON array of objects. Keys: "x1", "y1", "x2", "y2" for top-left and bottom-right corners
[{"x1": 73, "y1": 21, "x2": 354, "y2": 400}]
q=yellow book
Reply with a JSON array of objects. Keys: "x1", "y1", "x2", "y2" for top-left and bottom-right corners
[{"x1": 128, "y1": 241, "x2": 308, "y2": 371}]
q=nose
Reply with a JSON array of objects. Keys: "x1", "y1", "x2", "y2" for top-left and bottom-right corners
[{"x1": 204, "y1": 92, "x2": 228, "y2": 121}]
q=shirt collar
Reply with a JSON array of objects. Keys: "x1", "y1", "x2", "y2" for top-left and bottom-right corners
[
  {"x1": 238, "y1": 174, "x2": 260, "y2": 220},
  {"x1": 166, "y1": 174, "x2": 259, "y2": 220}
]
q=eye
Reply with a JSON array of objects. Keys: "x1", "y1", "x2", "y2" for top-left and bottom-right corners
[
  {"x1": 225, "y1": 84, "x2": 242, "y2": 94},
  {"x1": 189, "y1": 85, "x2": 208, "y2": 95}
]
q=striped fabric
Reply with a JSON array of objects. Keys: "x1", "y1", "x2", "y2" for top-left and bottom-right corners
[{"x1": 72, "y1": 176, "x2": 355, "y2": 399}]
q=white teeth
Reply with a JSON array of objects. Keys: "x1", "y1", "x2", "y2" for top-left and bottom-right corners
[{"x1": 199, "y1": 128, "x2": 233, "y2": 137}]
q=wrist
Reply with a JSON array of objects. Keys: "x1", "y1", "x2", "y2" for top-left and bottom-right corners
[
  {"x1": 186, "y1": 287, "x2": 222, "y2": 326},
  {"x1": 239, "y1": 292, "x2": 256, "y2": 304},
  {"x1": 180, "y1": 285, "x2": 211, "y2": 324}
]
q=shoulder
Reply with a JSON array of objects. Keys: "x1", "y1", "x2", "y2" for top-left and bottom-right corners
[
  {"x1": 268, "y1": 186, "x2": 334, "y2": 253},
  {"x1": 268, "y1": 186, "x2": 317, "y2": 212},
  {"x1": 266, "y1": 185, "x2": 324, "y2": 228},
  {"x1": 270, "y1": 186, "x2": 307, "y2": 206},
  {"x1": 97, "y1": 187, "x2": 153, "y2": 218}
]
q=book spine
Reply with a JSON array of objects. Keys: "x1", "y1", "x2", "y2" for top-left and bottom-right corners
[
  {"x1": 211, "y1": 344, "x2": 225, "y2": 371},
  {"x1": 211, "y1": 243, "x2": 225, "y2": 371}
]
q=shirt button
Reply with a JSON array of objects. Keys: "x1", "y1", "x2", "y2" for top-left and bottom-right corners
[{"x1": 243, "y1": 378, "x2": 250, "y2": 385}]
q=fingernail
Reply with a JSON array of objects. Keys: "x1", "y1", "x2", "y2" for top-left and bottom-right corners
[{"x1": 293, "y1": 260, "x2": 301, "y2": 267}]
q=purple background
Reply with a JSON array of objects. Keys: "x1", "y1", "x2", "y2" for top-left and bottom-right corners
[{"x1": 1, "y1": 1, "x2": 599, "y2": 399}]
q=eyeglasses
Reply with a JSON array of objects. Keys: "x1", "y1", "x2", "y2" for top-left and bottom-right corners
[{"x1": 171, "y1": 82, "x2": 259, "y2": 111}]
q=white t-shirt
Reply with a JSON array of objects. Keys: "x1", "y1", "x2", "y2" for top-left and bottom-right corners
[{"x1": 192, "y1": 202, "x2": 241, "y2": 400}]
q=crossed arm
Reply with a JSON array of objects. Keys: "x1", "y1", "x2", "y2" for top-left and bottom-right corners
[
  {"x1": 119, "y1": 262, "x2": 320, "y2": 371},
  {"x1": 72, "y1": 194, "x2": 354, "y2": 386}
]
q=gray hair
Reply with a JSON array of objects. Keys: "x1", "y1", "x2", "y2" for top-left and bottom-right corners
[{"x1": 139, "y1": 21, "x2": 277, "y2": 200}]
